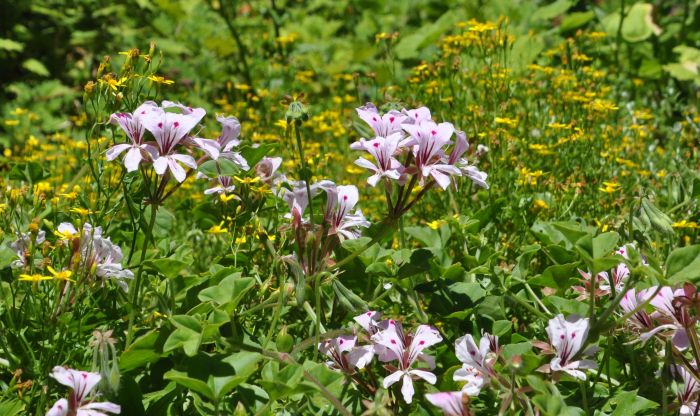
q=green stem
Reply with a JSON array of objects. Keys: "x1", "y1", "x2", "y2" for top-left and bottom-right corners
[{"x1": 125, "y1": 203, "x2": 158, "y2": 348}]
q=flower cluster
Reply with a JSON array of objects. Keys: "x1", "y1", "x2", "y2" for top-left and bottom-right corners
[
  {"x1": 107, "y1": 100, "x2": 248, "y2": 184},
  {"x1": 573, "y1": 244, "x2": 643, "y2": 299},
  {"x1": 319, "y1": 311, "x2": 442, "y2": 404},
  {"x1": 54, "y1": 222, "x2": 134, "y2": 291},
  {"x1": 47, "y1": 366, "x2": 120, "y2": 416},
  {"x1": 352, "y1": 103, "x2": 488, "y2": 191}
]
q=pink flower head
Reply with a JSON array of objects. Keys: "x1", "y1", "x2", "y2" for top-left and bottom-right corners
[
  {"x1": 48, "y1": 366, "x2": 120, "y2": 416},
  {"x1": 545, "y1": 314, "x2": 596, "y2": 380},
  {"x1": 675, "y1": 364, "x2": 700, "y2": 416},
  {"x1": 281, "y1": 180, "x2": 334, "y2": 226},
  {"x1": 193, "y1": 115, "x2": 249, "y2": 170},
  {"x1": 106, "y1": 101, "x2": 159, "y2": 172},
  {"x1": 324, "y1": 185, "x2": 370, "y2": 240},
  {"x1": 141, "y1": 102, "x2": 205, "y2": 183},
  {"x1": 448, "y1": 131, "x2": 489, "y2": 189},
  {"x1": 401, "y1": 120, "x2": 461, "y2": 190},
  {"x1": 454, "y1": 332, "x2": 498, "y2": 396},
  {"x1": 425, "y1": 391, "x2": 471, "y2": 416},
  {"x1": 319, "y1": 335, "x2": 357, "y2": 372},
  {"x1": 356, "y1": 103, "x2": 407, "y2": 137},
  {"x1": 620, "y1": 288, "x2": 654, "y2": 331},
  {"x1": 353, "y1": 133, "x2": 404, "y2": 187},
  {"x1": 372, "y1": 322, "x2": 442, "y2": 403},
  {"x1": 402, "y1": 106, "x2": 432, "y2": 125},
  {"x1": 643, "y1": 286, "x2": 692, "y2": 349}
]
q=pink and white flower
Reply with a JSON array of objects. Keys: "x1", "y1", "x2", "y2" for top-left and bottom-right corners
[
  {"x1": 447, "y1": 131, "x2": 488, "y2": 189},
  {"x1": 106, "y1": 101, "x2": 159, "y2": 172},
  {"x1": 193, "y1": 115, "x2": 249, "y2": 170},
  {"x1": 140, "y1": 103, "x2": 206, "y2": 182},
  {"x1": 47, "y1": 366, "x2": 120, "y2": 416},
  {"x1": 324, "y1": 185, "x2": 370, "y2": 240},
  {"x1": 402, "y1": 107, "x2": 432, "y2": 125},
  {"x1": 675, "y1": 364, "x2": 700, "y2": 416},
  {"x1": 645, "y1": 286, "x2": 691, "y2": 350},
  {"x1": 401, "y1": 120, "x2": 461, "y2": 190},
  {"x1": 356, "y1": 103, "x2": 407, "y2": 137},
  {"x1": 544, "y1": 314, "x2": 596, "y2": 380},
  {"x1": 352, "y1": 133, "x2": 404, "y2": 187},
  {"x1": 454, "y1": 332, "x2": 498, "y2": 396},
  {"x1": 371, "y1": 321, "x2": 442, "y2": 403},
  {"x1": 425, "y1": 391, "x2": 471, "y2": 416}
]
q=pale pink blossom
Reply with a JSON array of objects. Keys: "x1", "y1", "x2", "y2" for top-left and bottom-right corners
[
  {"x1": 353, "y1": 133, "x2": 404, "y2": 186},
  {"x1": 544, "y1": 314, "x2": 596, "y2": 380},
  {"x1": 47, "y1": 366, "x2": 120, "y2": 416},
  {"x1": 425, "y1": 391, "x2": 471, "y2": 416},
  {"x1": 356, "y1": 103, "x2": 407, "y2": 137},
  {"x1": 454, "y1": 332, "x2": 498, "y2": 396},
  {"x1": 371, "y1": 321, "x2": 442, "y2": 403},
  {"x1": 106, "y1": 101, "x2": 159, "y2": 172}
]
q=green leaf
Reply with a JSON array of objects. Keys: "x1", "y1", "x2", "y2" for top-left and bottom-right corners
[
  {"x1": 145, "y1": 258, "x2": 189, "y2": 279},
  {"x1": 449, "y1": 282, "x2": 486, "y2": 303},
  {"x1": 0, "y1": 399, "x2": 25, "y2": 416},
  {"x1": 559, "y1": 11, "x2": 596, "y2": 32},
  {"x1": 592, "y1": 232, "x2": 619, "y2": 259},
  {"x1": 0, "y1": 38, "x2": 23, "y2": 52},
  {"x1": 394, "y1": 11, "x2": 460, "y2": 59},
  {"x1": 163, "y1": 315, "x2": 202, "y2": 356},
  {"x1": 120, "y1": 331, "x2": 163, "y2": 372},
  {"x1": 198, "y1": 272, "x2": 255, "y2": 313},
  {"x1": 22, "y1": 59, "x2": 50, "y2": 76},
  {"x1": 530, "y1": 262, "x2": 579, "y2": 289},
  {"x1": 166, "y1": 353, "x2": 260, "y2": 403},
  {"x1": 397, "y1": 249, "x2": 433, "y2": 279},
  {"x1": 9, "y1": 162, "x2": 50, "y2": 183},
  {"x1": 666, "y1": 245, "x2": 700, "y2": 284},
  {"x1": 532, "y1": 0, "x2": 574, "y2": 21},
  {"x1": 117, "y1": 375, "x2": 146, "y2": 416},
  {"x1": 609, "y1": 389, "x2": 658, "y2": 415}
]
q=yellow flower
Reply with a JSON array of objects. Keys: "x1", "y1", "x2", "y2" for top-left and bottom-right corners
[
  {"x1": 495, "y1": 117, "x2": 518, "y2": 128},
  {"x1": 47, "y1": 266, "x2": 74, "y2": 282},
  {"x1": 4, "y1": 119, "x2": 20, "y2": 127},
  {"x1": 235, "y1": 235, "x2": 247, "y2": 244},
  {"x1": 70, "y1": 207, "x2": 92, "y2": 216},
  {"x1": 533, "y1": 199, "x2": 549, "y2": 209},
  {"x1": 208, "y1": 222, "x2": 228, "y2": 234},
  {"x1": 426, "y1": 220, "x2": 443, "y2": 230},
  {"x1": 147, "y1": 75, "x2": 174, "y2": 85},
  {"x1": 599, "y1": 181, "x2": 621, "y2": 194},
  {"x1": 0, "y1": 203, "x2": 7, "y2": 213},
  {"x1": 672, "y1": 220, "x2": 699, "y2": 229},
  {"x1": 219, "y1": 193, "x2": 238, "y2": 203},
  {"x1": 19, "y1": 273, "x2": 53, "y2": 282},
  {"x1": 234, "y1": 176, "x2": 260, "y2": 185},
  {"x1": 274, "y1": 119, "x2": 288, "y2": 130},
  {"x1": 100, "y1": 75, "x2": 128, "y2": 91}
]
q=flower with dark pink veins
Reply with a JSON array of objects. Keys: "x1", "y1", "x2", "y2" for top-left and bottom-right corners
[
  {"x1": 543, "y1": 314, "x2": 596, "y2": 381},
  {"x1": 425, "y1": 391, "x2": 472, "y2": 416},
  {"x1": 356, "y1": 103, "x2": 407, "y2": 137},
  {"x1": 106, "y1": 101, "x2": 159, "y2": 172},
  {"x1": 371, "y1": 321, "x2": 442, "y2": 403},
  {"x1": 353, "y1": 133, "x2": 405, "y2": 187},
  {"x1": 324, "y1": 184, "x2": 370, "y2": 240},
  {"x1": 141, "y1": 103, "x2": 206, "y2": 182},
  {"x1": 454, "y1": 332, "x2": 498, "y2": 396},
  {"x1": 47, "y1": 366, "x2": 120, "y2": 416},
  {"x1": 401, "y1": 120, "x2": 461, "y2": 190}
]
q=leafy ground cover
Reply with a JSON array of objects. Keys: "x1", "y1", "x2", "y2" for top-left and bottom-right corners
[{"x1": 1, "y1": 1, "x2": 700, "y2": 415}]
